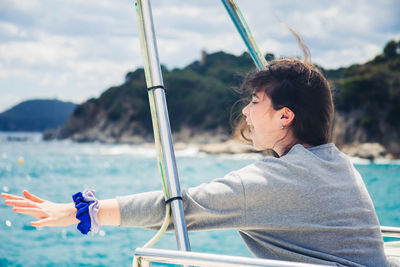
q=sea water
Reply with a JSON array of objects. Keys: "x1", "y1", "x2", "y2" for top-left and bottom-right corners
[{"x1": 0, "y1": 132, "x2": 399, "y2": 266}]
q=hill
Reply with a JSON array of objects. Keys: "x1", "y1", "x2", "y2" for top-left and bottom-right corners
[
  {"x1": 57, "y1": 40, "x2": 400, "y2": 157},
  {"x1": 57, "y1": 51, "x2": 256, "y2": 143},
  {"x1": 0, "y1": 99, "x2": 77, "y2": 132}
]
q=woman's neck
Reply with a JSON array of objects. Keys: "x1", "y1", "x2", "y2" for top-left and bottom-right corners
[{"x1": 273, "y1": 131, "x2": 311, "y2": 157}]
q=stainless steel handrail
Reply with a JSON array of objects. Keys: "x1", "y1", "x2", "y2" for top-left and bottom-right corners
[
  {"x1": 134, "y1": 248, "x2": 334, "y2": 267},
  {"x1": 382, "y1": 226, "x2": 400, "y2": 238}
]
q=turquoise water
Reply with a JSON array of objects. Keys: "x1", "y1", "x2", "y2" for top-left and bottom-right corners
[{"x1": 0, "y1": 132, "x2": 399, "y2": 266}]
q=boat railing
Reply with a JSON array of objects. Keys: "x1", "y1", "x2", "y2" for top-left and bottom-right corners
[
  {"x1": 133, "y1": 227, "x2": 400, "y2": 267},
  {"x1": 381, "y1": 226, "x2": 400, "y2": 238},
  {"x1": 133, "y1": 248, "x2": 334, "y2": 267}
]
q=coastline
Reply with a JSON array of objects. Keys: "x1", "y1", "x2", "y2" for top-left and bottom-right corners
[{"x1": 1, "y1": 131, "x2": 397, "y2": 161}]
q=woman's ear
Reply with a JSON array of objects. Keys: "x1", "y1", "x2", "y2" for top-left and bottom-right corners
[{"x1": 280, "y1": 107, "x2": 295, "y2": 127}]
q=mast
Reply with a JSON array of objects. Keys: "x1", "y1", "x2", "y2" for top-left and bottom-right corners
[{"x1": 134, "y1": 0, "x2": 191, "y2": 252}]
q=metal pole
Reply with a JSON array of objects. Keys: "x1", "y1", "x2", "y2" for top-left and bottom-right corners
[
  {"x1": 221, "y1": 0, "x2": 268, "y2": 70},
  {"x1": 134, "y1": 0, "x2": 191, "y2": 252}
]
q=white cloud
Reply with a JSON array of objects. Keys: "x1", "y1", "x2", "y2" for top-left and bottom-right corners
[{"x1": 0, "y1": 22, "x2": 28, "y2": 39}]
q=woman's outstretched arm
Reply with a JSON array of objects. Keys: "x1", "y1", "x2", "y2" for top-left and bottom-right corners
[{"x1": 1, "y1": 190, "x2": 121, "y2": 227}]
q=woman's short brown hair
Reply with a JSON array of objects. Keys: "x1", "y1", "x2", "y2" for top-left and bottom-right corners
[{"x1": 239, "y1": 58, "x2": 334, "y2": 149}]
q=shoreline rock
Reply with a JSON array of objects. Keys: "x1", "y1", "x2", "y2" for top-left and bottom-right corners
[{"x1": 340, "y1": 142, "x2": 392, "y2": 161}]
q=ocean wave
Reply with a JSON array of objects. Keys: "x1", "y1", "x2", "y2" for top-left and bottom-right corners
[
  {"x1": 350, "y1": 157, "x2": 372, "y2": 165},
  {"x1": 95, "y1": 143, "x2": 202, "y2": 157}
]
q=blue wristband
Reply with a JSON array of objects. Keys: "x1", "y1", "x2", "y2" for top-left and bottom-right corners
[{"x1": 72, "y1": 192, "x2": 92, "y2": 235}]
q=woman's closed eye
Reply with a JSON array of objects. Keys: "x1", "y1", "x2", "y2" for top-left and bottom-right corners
[{"x1": 251, "y1": 93, "x2": 259, "y2": 104}]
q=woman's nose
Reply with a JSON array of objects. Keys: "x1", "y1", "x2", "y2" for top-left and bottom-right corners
[{"x1": 242, "y1": 103, "x2": 250, "y2": 116}]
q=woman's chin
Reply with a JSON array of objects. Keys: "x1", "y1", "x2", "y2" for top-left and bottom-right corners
[
  {"x1": 249, "y1": 133, "x2": 266, "y2": 151},
  {"x1": 249, "y1": 134, "x2": 259, "y2": 150},
  {"x1": 251, "y1": 141, "x2": 263, "y2": 151}
]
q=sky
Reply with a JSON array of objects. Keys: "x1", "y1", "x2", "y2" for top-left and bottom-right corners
[{"x1": 1, "y1": 0, "x2": 399, "y2": 112}]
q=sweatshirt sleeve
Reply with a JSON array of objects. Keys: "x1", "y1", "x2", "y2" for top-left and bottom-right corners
[{"x1": 116, "y1": 171, "x2": 246, "y2": 231}]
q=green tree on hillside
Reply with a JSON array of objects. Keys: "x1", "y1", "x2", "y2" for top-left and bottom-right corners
[
  {"x1": 333, "y1": 39, "x2": 400, "y2": 140},
  {"x1": 383, "y1": 40, "x2": 399, "y2": 59}
]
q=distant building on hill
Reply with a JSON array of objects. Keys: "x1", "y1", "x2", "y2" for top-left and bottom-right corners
[{"x1": 200, "y1": 50, "x2": 207, "y2": 66}]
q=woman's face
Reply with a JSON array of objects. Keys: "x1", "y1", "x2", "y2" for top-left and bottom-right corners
[{"x1": 242, "y1": 91, "x2": 283, "y2": 150}]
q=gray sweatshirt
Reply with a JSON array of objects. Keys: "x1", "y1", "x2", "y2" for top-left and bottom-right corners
[{"x1": 117, "y1": 143, "x2": 389, "y2": 266}]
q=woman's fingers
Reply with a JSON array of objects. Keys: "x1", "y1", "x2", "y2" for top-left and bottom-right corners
[
  {"x1": 31, "y1": 218, "x2": 52, "y2": 227},
  {"x1": 13, "y1": 207, "x2": 46, "y2": 219},
  {"x1": 1, "y1": 193, "x2": 25, "y2": 201},
  {"x1": 4, "y1": 199, "x2": 37, "y2": 208},
  {"x1": 23, "y1": 190, "x2": 44, "y2": 203},
  {"x1": 2, "y1": 191, "x2": 45, "y2": 203}
]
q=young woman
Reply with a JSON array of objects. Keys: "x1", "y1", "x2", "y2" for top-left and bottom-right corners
[{"x1": 2, "y1": 58, "x2": 389, "y2": 266}]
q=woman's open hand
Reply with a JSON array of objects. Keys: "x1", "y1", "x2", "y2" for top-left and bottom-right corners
[{"x1": 2, "y1": 190, "x2": 79, "y2": 227}]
